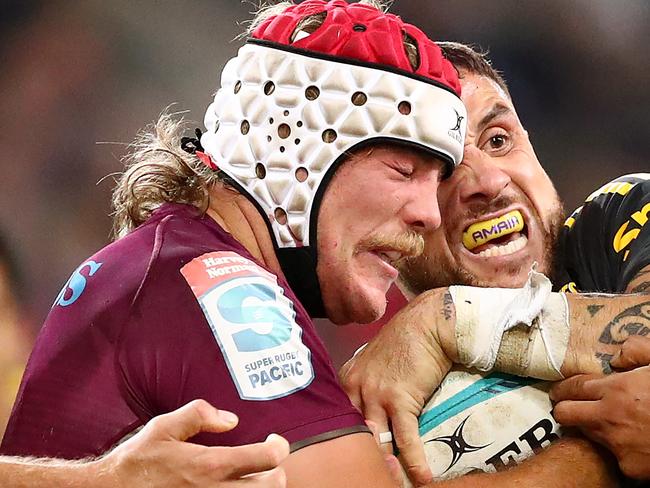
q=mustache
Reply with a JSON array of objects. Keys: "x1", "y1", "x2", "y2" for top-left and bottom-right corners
[
  {"x1": 461, "y1": 195, "x2": 516, "y2": 223},
  {"x1": 358, "y1": 231, "x2": 425, "y2": 259}
]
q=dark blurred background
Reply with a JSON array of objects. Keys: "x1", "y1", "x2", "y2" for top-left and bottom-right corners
[{"x1": 0, "y1": 0, "x2": 648, "y2": 423}]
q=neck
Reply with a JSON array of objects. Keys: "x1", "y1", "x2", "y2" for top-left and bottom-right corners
[{"x1": 206, "y1": 183, "x2": 284, "y2": 279}]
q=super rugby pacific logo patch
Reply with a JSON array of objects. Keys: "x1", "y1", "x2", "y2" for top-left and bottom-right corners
[{"x1": 181, "y1": 251, "x2": 314, "y2": 401}]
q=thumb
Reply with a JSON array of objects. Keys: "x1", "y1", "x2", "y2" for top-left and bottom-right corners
[
  {"x1": 150, "y1": 399, "x2": 239, "y2": 441},
  {"x1": 610, "y1": 335, "x2": 650, "y2": 370}
]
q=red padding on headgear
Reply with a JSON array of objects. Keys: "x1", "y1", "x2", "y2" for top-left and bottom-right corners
[
  {"x1": 252, "y1": 0, "x2": 461, "y2": 96},
  {"x1": 196, "y1": 151, "x2": 218, "y2": 170}
]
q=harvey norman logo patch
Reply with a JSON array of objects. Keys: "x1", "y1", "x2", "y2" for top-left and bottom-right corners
[{"x1": 181, "y1": 251, "x2": 314, "y2": 401}]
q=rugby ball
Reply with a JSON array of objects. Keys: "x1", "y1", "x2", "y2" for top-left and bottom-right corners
[{"x1": 406, "y1": 368, "x2": 562, "y2": 483}]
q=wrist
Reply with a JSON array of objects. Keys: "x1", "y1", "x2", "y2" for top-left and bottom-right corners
[
  {"x1": 88, "y1": 455, "x2": 123, "y2": 488},
  {"x1": 416, "y1": 287, "x2": 457, "y2": 365},
  {"x1": 449, "y1": 272, "x2": 569, "y2": 380},
  {"x1": 437, "y1": 287, "x2": 459, "y2": 362}
]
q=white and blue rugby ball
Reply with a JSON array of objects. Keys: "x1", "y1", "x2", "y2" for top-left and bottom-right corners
[{"x1": 409, "y1": 368, "x2": 562, "y2": 482}]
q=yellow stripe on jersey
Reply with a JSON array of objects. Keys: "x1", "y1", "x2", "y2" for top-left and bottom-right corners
[
  {"x1": 586, "y1": 181, "x2": 635, "y2": 202},
  {"x1": 559, "y1": 282, "x2": 578, "y2": 293},
  {"x1": 564, "y1": 206, "x2": 583, "y2": 229},
  {"x1": 584, "y1": 174, "x2": 650, "y2": 203}
]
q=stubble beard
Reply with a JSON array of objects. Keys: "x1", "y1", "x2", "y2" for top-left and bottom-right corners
[{"x1": 400, "y1": 201, "x2": 565, "y2": 294}]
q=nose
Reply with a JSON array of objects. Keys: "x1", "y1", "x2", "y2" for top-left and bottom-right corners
[
  {"x1": 457, "y1": 146, "x2": 511, "y2": 203},
  {"x1": 402, "y1": 175, "x2": 442, "y2": 233}
]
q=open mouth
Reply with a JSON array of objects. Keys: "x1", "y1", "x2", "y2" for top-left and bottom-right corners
[
  {"x1": 372, "y1": 249, "x2": 405, "y2": 268},
  {"x1": 461, "y1": 210, "x2": 528, "y2": 258}
]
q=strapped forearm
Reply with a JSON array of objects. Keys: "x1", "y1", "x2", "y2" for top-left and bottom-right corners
[
  {"x1": 450, "y1": 271, "x2": 569, "y2": 379},
  {"x1": 432, "y1": 271, "x2": 650, "y2": 379}
]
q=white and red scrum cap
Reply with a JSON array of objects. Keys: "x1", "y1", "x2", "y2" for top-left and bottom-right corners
[{"x1": 200, "y1": 0, "x2": 466, "y2": 250}]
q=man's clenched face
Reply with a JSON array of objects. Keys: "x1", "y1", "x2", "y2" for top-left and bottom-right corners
[
  {"x1": 317, "y1": 144, "x2": 445, "y2": 325},
  {"x1": 401, "y1": 71, "x2": 564, "y2": 292}
]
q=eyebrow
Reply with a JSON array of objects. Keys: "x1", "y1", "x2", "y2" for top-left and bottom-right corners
[{"x1": 476, "y1": 103, "x2": 513, "y2": 133}]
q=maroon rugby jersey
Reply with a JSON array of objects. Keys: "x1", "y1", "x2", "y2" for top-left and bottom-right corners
[{"x1": 1, "y1": 203, "x2": 366, "y2": 459}]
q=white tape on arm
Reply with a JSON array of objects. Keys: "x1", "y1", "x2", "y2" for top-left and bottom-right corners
[
  {"x1": 450, "y1": 286, "x2": 520, "y2": 370},
  {"x1": 450, "y1": 270, "x2": 569, "y2": 379}
]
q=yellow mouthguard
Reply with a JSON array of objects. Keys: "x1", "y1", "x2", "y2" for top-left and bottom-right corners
[{"x1": 462, "y1": 210, "x2": 524, "y2": 251}]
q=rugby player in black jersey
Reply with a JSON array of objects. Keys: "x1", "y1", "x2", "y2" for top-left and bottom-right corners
[{"x1": 341, "y1": 42, "x2": 650, "y2": 484}]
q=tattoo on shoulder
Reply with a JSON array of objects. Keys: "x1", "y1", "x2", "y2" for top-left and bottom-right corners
[
  {"x1": 587, "y1": 304, "x2": 604, "y2": 317},
  {"x1": 599, "y1": 300, "x2": 650, "y2": 345},
  {"x1": 628, "y1": 269, "x2": 650, "y2": 293},
  {"x1": 442, "y1": 292, "x2": 454, "y2": 321},
  {"x1": 629, "y1": 280, "x2": 650, "y2": 293},
  {"x1": 595, "y1": 352, "x2": 614, "y2": 374}
]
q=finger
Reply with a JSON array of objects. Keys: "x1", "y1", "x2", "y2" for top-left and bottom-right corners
[
  {"x1": 549, "y1": 374, "x2": 604, "y2": 402},
  {"x1": 148, "y1": 399, "x2": 239, "y2": 441},
  {"x1": 391, "y1": 411, "x2": 432, "y2": 487},
  {"x1": 574, "y1": 425, "x2": 608, "y2": 449},
  {"x1": 364, "y1": 404, "x2": 393, "y2": 454},
  {"x1": 552, "y1": 399, "x2": 602, "y2": 427},
  {"x1": 338, "y1": 358, "x2": 353, "y2": 382},
  {"x1": 365, "y1": 419, "x2": 381, "y2": 444},
  {"x1": 225, "y1": 467, "x2": 287, "y2": 487},
  {"x1": 219, "y1": 434, "x2": 290, "y2": 479},
  {"x1": 339, "y1": 363, "x2": 363, "y2": 412},
  {"x1": 610, "y1": 335, "x2": 650, "y2": 370}
]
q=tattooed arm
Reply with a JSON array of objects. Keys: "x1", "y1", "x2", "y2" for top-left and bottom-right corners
[
  {"x1": 548, "y1": 265, "x2": 650, "y2": 480},
  {"x1": 561, "y1": 290, "x2": 650, "y2": 376},
  {"x1": 341, "y1": 267, "x2": 650, "y2": 483},
  {"x1": 625, "y1": 267, "x2": 650, "y2": 294},
  {"x1": 340, "y1": 287, "x2": 628, "y2": 486},
  {"x1": 427, "y1": 276, "x2": 650, "y2": 378}
]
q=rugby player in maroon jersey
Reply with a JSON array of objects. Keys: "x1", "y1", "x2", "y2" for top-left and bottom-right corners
[{"x1": 2, "y1": 1, "x2": 464, "y2": 486}]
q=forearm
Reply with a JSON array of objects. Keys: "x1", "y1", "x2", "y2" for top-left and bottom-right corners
[
  {"x1": 562, "y1": 293, "x2": 650, "y2": 375},
  {"x1": 426, "y1": 437, "x2": 618, "y2": 487},
  {"x1": 0, "y1": 456, "x2": 109, "y2": 488},
  {"x1": 426, "y1": 285, "x2": 650, "y2": 379}
]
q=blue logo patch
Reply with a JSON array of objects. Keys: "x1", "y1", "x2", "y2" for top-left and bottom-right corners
[
  {"x1": 181, "y1": 251, "x2": 315, "y2": 401},
  {"x1": 199, "y1": 275, "x2": 314, "y2": 401},
  {"x1": 54, "y1": 260, "x2": 102, "y2": 307},
  {"x1": 217, "y1": 282, "x2": 293, "y2": 352}
]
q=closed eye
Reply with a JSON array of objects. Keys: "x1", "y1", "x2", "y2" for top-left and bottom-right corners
[
  {"x1": 388, "y1": 162, "x2": 414, "y2": 178},
  {"x1": 394, "y1": 167, "x2": 413, "y2": 177}
]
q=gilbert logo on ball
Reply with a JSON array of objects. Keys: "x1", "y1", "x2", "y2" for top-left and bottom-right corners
[{"x1": 409, "y1": 368, "x2": 562, "y2": 483}]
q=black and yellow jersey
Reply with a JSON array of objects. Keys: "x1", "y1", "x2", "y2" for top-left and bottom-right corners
[{"x1": 556, "y1": 174, "x2": 650, "y2": 293}]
